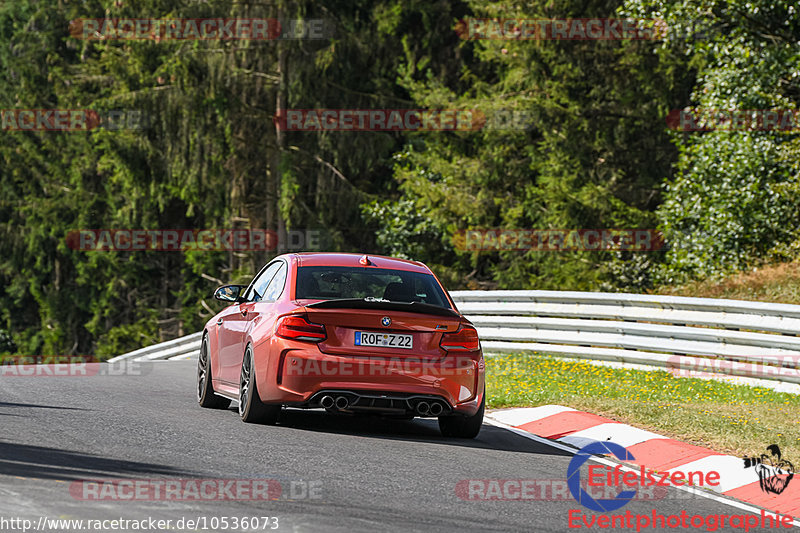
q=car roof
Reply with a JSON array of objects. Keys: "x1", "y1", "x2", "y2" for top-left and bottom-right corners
[{"x1": 288, "y1": 252, "x2": 431, "y2": 274}]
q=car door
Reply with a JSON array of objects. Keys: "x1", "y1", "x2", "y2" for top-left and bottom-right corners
[
  {"x1": 241, "y1": 261, "x2": 288, "y2": 349},
  {"x1": 217, "y1": 261, "x2": 282, "y2": 384}
]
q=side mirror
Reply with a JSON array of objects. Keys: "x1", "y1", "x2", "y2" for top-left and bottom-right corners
[{"x1": 214, "y1": 284, "x2": 247, "y2": 303}]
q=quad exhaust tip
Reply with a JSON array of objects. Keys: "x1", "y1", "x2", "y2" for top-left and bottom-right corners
[
  {"x1": 320, "y1": 395, "x2": 334, "y2": 409},
  {"x1": 416, "y1": 400, "x2": 444, "y2": 416},
  {"x1": 319, "y1": 392, "x2": 447, "y2": 415},
  {"x1": 335, "y1": 396, "x2": 349, "y2": 409}
]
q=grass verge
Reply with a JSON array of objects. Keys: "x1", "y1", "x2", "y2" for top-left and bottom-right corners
[
  {"x1": 655, "y1": 260, "x2": 800, "y2": 304},
  {"x1": 486, "y1": 353, "x2": 800, "y2": 461}
]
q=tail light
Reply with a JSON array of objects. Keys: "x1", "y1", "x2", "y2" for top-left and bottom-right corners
[
  {"x1": 440, "y1": 325, "x2": 480, "y2": 351},
  {"x1": 276, "y1": 315, "x2": 326, "y2": 342}
]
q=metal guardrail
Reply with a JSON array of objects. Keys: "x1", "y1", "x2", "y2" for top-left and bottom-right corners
[
  {"x1": 450, "y1": 290, "x2": 800, "y2": 384},
  {"x1": 110, "y1": 291, "x2": 800, "y2": 385},
  {"x1": 106, "y1": 331, "x2": 202, "y2": 363}
]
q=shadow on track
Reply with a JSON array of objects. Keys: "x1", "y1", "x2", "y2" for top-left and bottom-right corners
[
  {"x1": 266, "y1": 408, "x2": 571, "y2": 457},
  {"x1": 0, "y1": 442, "x2": 194, "y2": 481},
  {"x1": 0, "y1": 401, "x2": 87, "y2": 410}
]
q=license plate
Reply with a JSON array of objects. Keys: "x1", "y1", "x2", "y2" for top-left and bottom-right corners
[{"x1": 354, "y1": 331, "x2": 413, "y2": 349}]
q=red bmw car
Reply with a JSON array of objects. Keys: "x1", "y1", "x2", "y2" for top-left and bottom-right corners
[{"x1": 197, "y1": 252, "x2": 485, "y2": 438}]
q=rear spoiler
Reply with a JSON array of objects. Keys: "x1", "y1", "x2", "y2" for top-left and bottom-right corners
[{"x1": 305, "y1": 298, "x2": 460, "y2": 318}]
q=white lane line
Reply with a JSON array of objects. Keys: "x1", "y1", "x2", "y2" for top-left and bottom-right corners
[
  {"x1": 169, "y1": 353, "x2": 198, "y2": 361},
  {"x1": 485, "y1": 418, "x2": 800, "y2": 528}
]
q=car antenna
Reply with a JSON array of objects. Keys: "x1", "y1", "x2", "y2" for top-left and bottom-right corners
[{"x1": 359, "y1": 255, "x2": 372, "y2": 266}]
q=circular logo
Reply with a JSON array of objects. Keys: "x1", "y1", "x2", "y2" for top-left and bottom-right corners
[
  {"x1": 381, "y1": 316, "x2": 391, "y2": 327},
  {"x1": 567, "y1": 441, "x2": 637, "y2": 513}
]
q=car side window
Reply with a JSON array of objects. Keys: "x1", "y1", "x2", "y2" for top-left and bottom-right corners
[
  {"x1": 263, "y1": 262, "x2": 287, "y2": 302},
  {"x1": 245, "y1": 262, "x2": 282, "y2": 302},
  {"x1": 413, "y1": 276, "x2": 446, "y2": 307}
]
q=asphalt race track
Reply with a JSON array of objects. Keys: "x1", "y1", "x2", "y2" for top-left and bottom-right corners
[{"x1": 0, "y1": 361, "x2": 767, "y2": 532}]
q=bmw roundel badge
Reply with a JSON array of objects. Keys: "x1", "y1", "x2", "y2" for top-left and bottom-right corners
[{"x1": 381, "y1": 316, "x2": 391, "y2": 327}]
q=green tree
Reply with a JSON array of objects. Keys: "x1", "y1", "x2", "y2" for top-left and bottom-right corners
[
  {"x1": 622, "y1": 0, "x2": 800, "y2": 283},
  {"x1": 368, "y1": 0, "x2": 691, "y2": 290}
]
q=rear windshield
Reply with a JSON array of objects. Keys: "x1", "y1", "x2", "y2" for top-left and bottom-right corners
[{"x1": 295, "y1": 266, "x2": 452, "y2": 309}]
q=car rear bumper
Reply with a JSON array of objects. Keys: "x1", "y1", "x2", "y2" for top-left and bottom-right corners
[{"x1": 255, "y1": 344, "x2": 484, "y2": 416}]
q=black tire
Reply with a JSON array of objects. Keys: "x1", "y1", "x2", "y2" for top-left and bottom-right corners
[
  {"x1": 239, "y1": 345, "x2": 280, "y2": 424},
  {"x1": 438, "y1": 390, "x2": 484, "y2": 439},
  {"x1": 197, "y1": 334, "x2": 231, "y2": 409}
]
